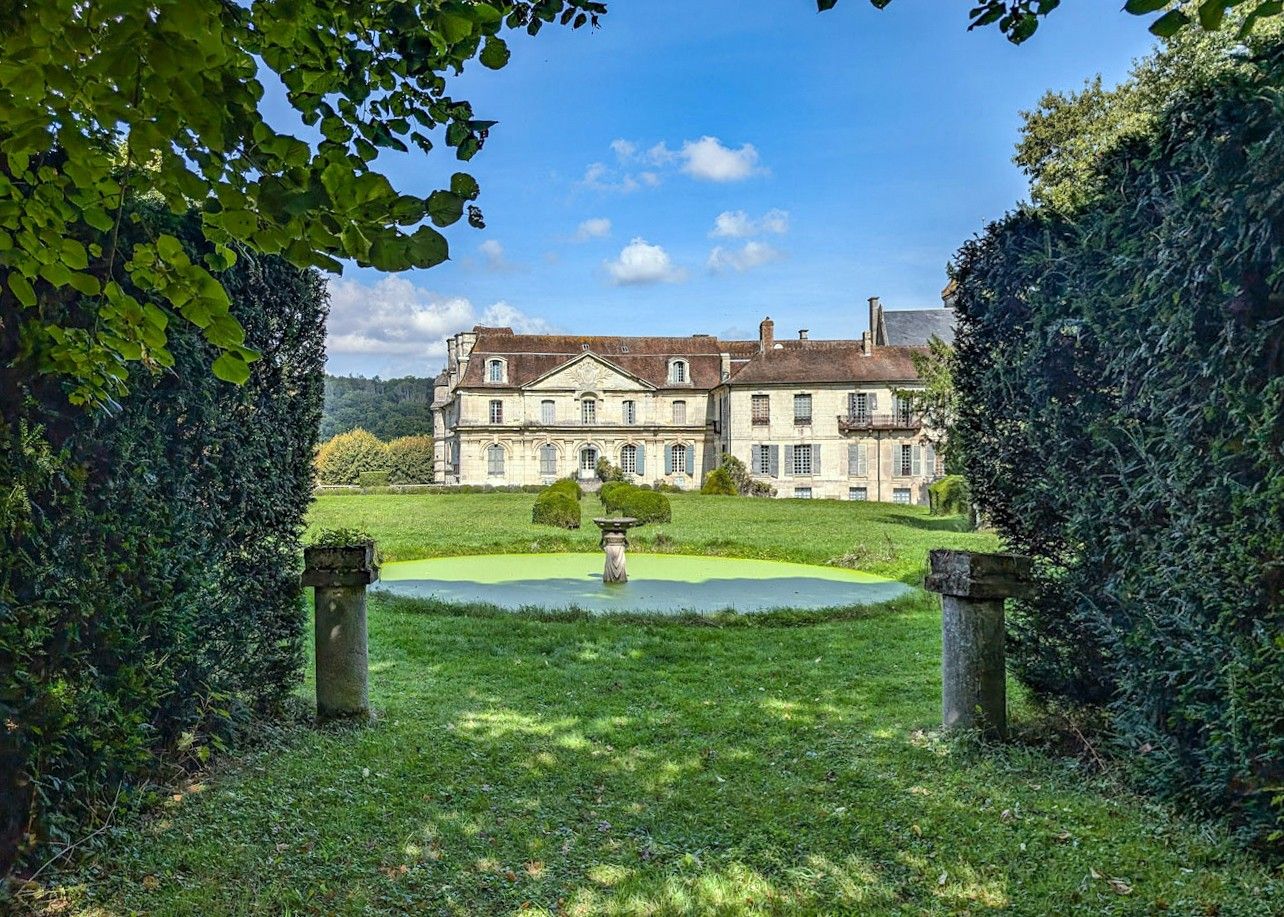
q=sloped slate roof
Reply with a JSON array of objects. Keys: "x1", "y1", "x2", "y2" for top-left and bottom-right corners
[
  {"x1": 460, "y1": 331, "x2": 726, "y2": 389},
  {"x1": 728, "y1": 345, "x2": 923, "y2": 386},
  {"x1": 883, "y1": 309, "x2": 955, "y2": 346}
]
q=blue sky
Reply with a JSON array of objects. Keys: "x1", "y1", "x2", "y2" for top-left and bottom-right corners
[{"x1": 312, "y1": 0, "x2": 1156, "y2": 377}]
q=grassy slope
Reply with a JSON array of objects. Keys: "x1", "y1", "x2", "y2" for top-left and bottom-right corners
[
  {"x1": 41, "y1": 495, "x2": 1283, "y2": 914},
  {"x1": 307, "y1": 492, "x2": 1000, "y2": 583}
]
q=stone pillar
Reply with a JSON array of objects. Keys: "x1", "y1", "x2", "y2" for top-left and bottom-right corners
[
  {"x1": 302, "y1": 541, "x2": 379, "y2": 722},
  {"x1": 924, "y1": 549, "x2": 1032, "y2": 740}
]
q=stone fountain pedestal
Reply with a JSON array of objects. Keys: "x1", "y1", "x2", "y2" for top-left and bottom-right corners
[{"x1": 593, "y1": 517, "x2": 639, "y2": 584}]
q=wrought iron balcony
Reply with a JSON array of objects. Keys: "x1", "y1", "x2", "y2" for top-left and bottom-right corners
[{"x1": 837, "y1": 412, "x2": 923, "y2": 432}]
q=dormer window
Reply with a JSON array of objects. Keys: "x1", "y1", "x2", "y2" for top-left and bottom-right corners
[
  {"x1": 486, "y1": 359, "x2": 505, "y2": 383},
  {"x1": 669, "y1": 359, "x2": 688, "y2": 384}
]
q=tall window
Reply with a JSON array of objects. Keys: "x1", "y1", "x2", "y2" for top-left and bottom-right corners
[
  {"x1": 581, "y1": 398, "x2": 596, "y2": 424},
  {"x1": 899, "y1": 444, "x2": 913, "y2": 476},
  {"x1": 752, "y1": 394, "x2": 770, "y2": 424},
  {"x1": 580, "y1": 446, "x2": 598, "y2": 473},
  {"x1": 850, "y1": 392, "x2": 869, "y2": 421},
  {"x1": 670, "y1": 360, "x2": 687, "y2": 383},
  {"x1": 539, "y1": 444, "x2": 557, "y2": 476},
  {"x1": 758, "y1": 444, "x2": 772, "y2": 475},
  {"x1": 489, "y1": 399, "x2": 503, "y2": 423},
  {"x1": 672, "y1": 400, "x2": 686, "y2": 424},
  {"x1": 541, "y1": 399, "x2": 555, "y2": 424},
  {"x1": 894, "y1": 394, "x2": 914, "y2": 425},
  {"x1": 794, "y1": 393, "x2": 812, "y2": 424},
  {"x1": 487, "y1": 359, "x2": 503, "y2": 382},
  {"x1": 793, "y1": 444, "x2": 813, "y2": 476},
  {"x1": 487, "y1": 444, "x2": 505, "y2": 476},
  {"x1": 621, "y1": 444, "x2": 638, "y2": 475},
  {"x1": 672, "y1": 444, "x2": 688, "y2": 474},
  {"x1": 623, "y1": 400, "x2": 637, "y2": 424}
]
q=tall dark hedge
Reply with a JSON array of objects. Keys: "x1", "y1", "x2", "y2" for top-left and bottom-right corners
[
  {"x1": 952, "y1": 47, "x2": 1284, "y2": 846},
  {"x1": 0, "y1": 208, "x2": 326, "y2": 876}
]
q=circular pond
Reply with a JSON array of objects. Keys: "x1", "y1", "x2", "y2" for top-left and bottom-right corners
[{"x1": 376, "y1": 553, "x2": 910, "y2": 615}]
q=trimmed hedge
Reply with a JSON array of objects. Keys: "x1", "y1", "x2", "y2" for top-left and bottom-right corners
[
  {"x1": 0, "y1": 205, "x2": 324, "y2": 875},
  {"x1": 600, "y1": 482, "x2": 671, "y2": 524},
  {"x1": 357, "y1": 470, "x2": 391, "y2": 488},
  {"x1": 546, "y1": 477, "x2": 582, "y2": 500},
  {"x1": 532, "y1": 491, "x2": 581, "y2": 529},
  {"x1": 951, "y1": 46, "x2": 1284, "y2": 846},
  {"x1": 315, "y1": 428, "x2": 388, "y2": 485},
  {"x1": 927, "y1": 475, "x2": 971, "y2": 517}
]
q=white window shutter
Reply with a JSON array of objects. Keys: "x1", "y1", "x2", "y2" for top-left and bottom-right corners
[
  {"x1": 912, "y1": 444, "x2": 922, "y2": 476},
  {"x1": 751, "y1": 447, "x2": 761, "y2": 474},
  {"x1": 813, "y1": 444, "x2": 821, "y2": 475},
  {"x1": 784, "y1": 445, "x2": 794, "y2": 477},
  {"x1": 769, "y1": 445, "x2": 779, "y2": 478},
  {"x1": 848, "y1": 444, "x2": 859, "y2": 476}
]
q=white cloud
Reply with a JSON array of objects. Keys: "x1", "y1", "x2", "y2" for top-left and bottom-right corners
[
  {"x1": 711, "y1": 208, "x2": 790, "y2": 238},
  {"x1": 579, "y1": 161, "x2": 640, "y2": 193},
  {"x1": 609, "y1": 138, "x2": 637, "y2": 160},
  {"x1": 475, "y1": 238, "x2": 521, "y2": 272},
  {"x1": 574, "y1": 217, "x2": 612, "y2": 241},
  {"x1": 707, "y1": 241, "x2": 784, "y2": 273},
  {"x1": 325, "y1": 275, "x2": 552, "y2": 361},
  {"x1": 605, "y1": 238, "x2": 687, "y2": 285},
  {"x1": 679, "y1": 136, "x2": 763, "y2": 182}
]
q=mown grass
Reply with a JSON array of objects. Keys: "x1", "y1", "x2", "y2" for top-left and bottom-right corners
[
  {"x1": 307, "y1": 492, "x2": 1000, "y2": 583},
  {"x1": 38, "y1": 592, "x2": 1283, "y2": 915},
  {"x1": 30, "y1": 495, "x2": 1283, "y2": 914}
]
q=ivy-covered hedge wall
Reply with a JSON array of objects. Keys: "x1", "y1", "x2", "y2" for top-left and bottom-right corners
[
  {"x1": 951, "y1": 48, "x2": 1284, "y2": 847},
  {"x1": 0, "y1": 208, "x2": 326, "y2": 875}
]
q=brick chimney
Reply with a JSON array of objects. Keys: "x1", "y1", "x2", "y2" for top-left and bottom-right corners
[{"x1": 758, "y1": 316, "x2": 774, "y2": 353}]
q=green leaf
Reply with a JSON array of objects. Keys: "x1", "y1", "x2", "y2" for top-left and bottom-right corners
[
  {"x1": 1149, "y1": 8, "x2": 1191, "y2": 35},
  {"x1": 816, "y1": 0, "x2": 839, "y2": 10},
  {"x1": 61, "y1": 239, "x2": 89, "y2": 270},
  {"x1": 211, "y1": 351, "x2": 251, "y2": 384},
  {"x1": 440, "y1": 12, "x2": 474, "y2": 43},
  {"x1": 406, "y1": 225, "x2": 450, "y2": 268},
  {"x1": 8, "y1": 271, "x2": 36, "y2": 306},
  {"x1": 480, "y1": 36, "x2": 510, "y2": 69},
  {"x1": 1198, "y1": 0, "x2": 1226, "y2": 29},
  {"x1": 67, "y1": 271, "x2": 101, "y2": 296},
  {"x1": 1124, "y1": 0, "x2": 1170, "y2": 13},
  {"x1": 450, "y1": 172, "x2": 480, "y2": 200},
  {"x1": 427, "y1": 190, "x2": 465, "y2": 227}
]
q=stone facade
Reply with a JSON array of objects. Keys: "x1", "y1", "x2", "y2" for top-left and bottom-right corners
[{"x1": 432, "y1": 300, "x2": 952, "y2": 503}]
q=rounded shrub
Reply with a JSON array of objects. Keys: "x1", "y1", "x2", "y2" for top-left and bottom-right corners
[
  {"x1": 599, "y1": 480, "x2": 630, "y2": 512},
  {"x1": 928, "y1": 474, "x2": 971, "y2": 517},
  {"x1": 618, "y1": 486, "x2": 671, "y2": 524},
  {"x1": 700, "y1": 467, "x2": 737, "y2": 495},
  {"x1": 546, "y1": 477, "x2": 582, "y2": 500},
  {"x1": 315, "y1": 428, "x2": 387, "y2": 485},
  {"x1": 532, "y1": 490, "x2": 581, "y2": 529}
]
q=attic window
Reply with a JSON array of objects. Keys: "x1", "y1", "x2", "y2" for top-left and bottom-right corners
[
  {"x1": 621, "y1": 345, "x2": 630, "y2": 353},
  {"x1": 581, "y1": 343, "x2": 590, "y2": 351}
]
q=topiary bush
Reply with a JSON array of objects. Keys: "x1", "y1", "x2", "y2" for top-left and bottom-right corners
[
  {"x1": 599, "y1": 480, "x2": 631, "y2": 512},
  {"x1": 617, "y1": 486, "x2": 672, "y2": 524},
  {"x1": 951, "y1": 46, "x2": 1284, "y2": 847},
  {"x1": 700, "y1": 467, "x2": 737, "y2": 495},
  {"x1": 315, "y1": 428, "x2": 388, "y2": 485},
  {"x1": 546, "y1": 477, "x2": 582, "y2": 501},
  {"x1": 384, "y1": 435, "x2": 434, "y2": 484},
  {"x1": 531, "y1": 490, "x2": 581, "y2": 529}
]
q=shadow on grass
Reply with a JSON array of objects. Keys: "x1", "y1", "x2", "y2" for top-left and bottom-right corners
[{"x1": 872, "y1": 513, "x2": 973, "y2": 533}]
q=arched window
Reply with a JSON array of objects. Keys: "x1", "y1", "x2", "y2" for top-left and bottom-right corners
[
  {"x1": 671, "y1": 443, "x2": 688, "y2": 474},
  {"x1": 487, "y1": 359, "x2": 504, "y2": 383},
  {"x1": 621, "y1": 444, "x2": 638, "y2": 475},
  {"x1": 669, "y1": 359, "x2": 688, "y2": 384},
  {"x1": 487, "y1": 444, "x2": 505, "y2": 476},
  {"x1": 580, "y1": 445, "x2": 598, "y2": 474},
  {"x1": 539, "y1": 443, "x2": 558, "y2": 477}
]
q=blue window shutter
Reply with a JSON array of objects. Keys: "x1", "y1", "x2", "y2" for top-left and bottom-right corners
[
  {"x1": 784, "y1": 445, "x2": 794, "y2": 477},
  {"x1": 769, "y1": 445, "x2": 779, "y2": 478},
  {"x1": 636, "y1": 444, "x2": 645, "y2": 476},
  {"x1": 665, "y1": 444, "x2": 674, "y2": 474}
]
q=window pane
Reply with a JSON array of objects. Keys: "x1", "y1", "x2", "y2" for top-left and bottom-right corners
[
  {"x1": 581, "y1": 448, "x2": 597, "y2": 471},
  {"x1": 893, "y1": 487, "x2": 911, "y2": 505},
  {"x1": 795, "y1": 487, "x2": 812, "y2": 499},
  {"x1": 582, "y1": 400, "x2": 596, "y2": 424},
  {"x1": 794, "y1": 394, "x2": 812, "y2": 422},
  {"x1": 752, "y1": 394, "x2": 769, "y2": 423},
  {"x1": 624, "y1": 400, "x2": 636, "y2": 424},
  {"x1": 621, "y1": 445, "x2": 636, "y2": 474},
  {"x1": 489, "y1": 400, "x2": 502, "y2": 423}
]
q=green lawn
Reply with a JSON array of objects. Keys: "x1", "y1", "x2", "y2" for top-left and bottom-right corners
[
  {"x1": 307, "y1": 491, "x2": 999, "y2": 583},
  {"x1": 37, "y1": 495, "x2": 1283, "y2": 915}
]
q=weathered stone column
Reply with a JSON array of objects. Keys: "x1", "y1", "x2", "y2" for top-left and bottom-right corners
[
  {"x1": 925, "y1": 549, "x2": 1032, "y2": 740},
  {"x1": 302, "y1": 541, "x2": 379, "y2": 722}
]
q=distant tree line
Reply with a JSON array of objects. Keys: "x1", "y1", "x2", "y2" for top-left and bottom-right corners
[{"x1": 321, "y1": 375, "x2": 436, "y2": 441}]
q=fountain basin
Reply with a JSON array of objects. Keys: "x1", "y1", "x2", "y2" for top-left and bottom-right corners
[{"x1": 375, "y1": 553, "x2": 910, "y2": 615}]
